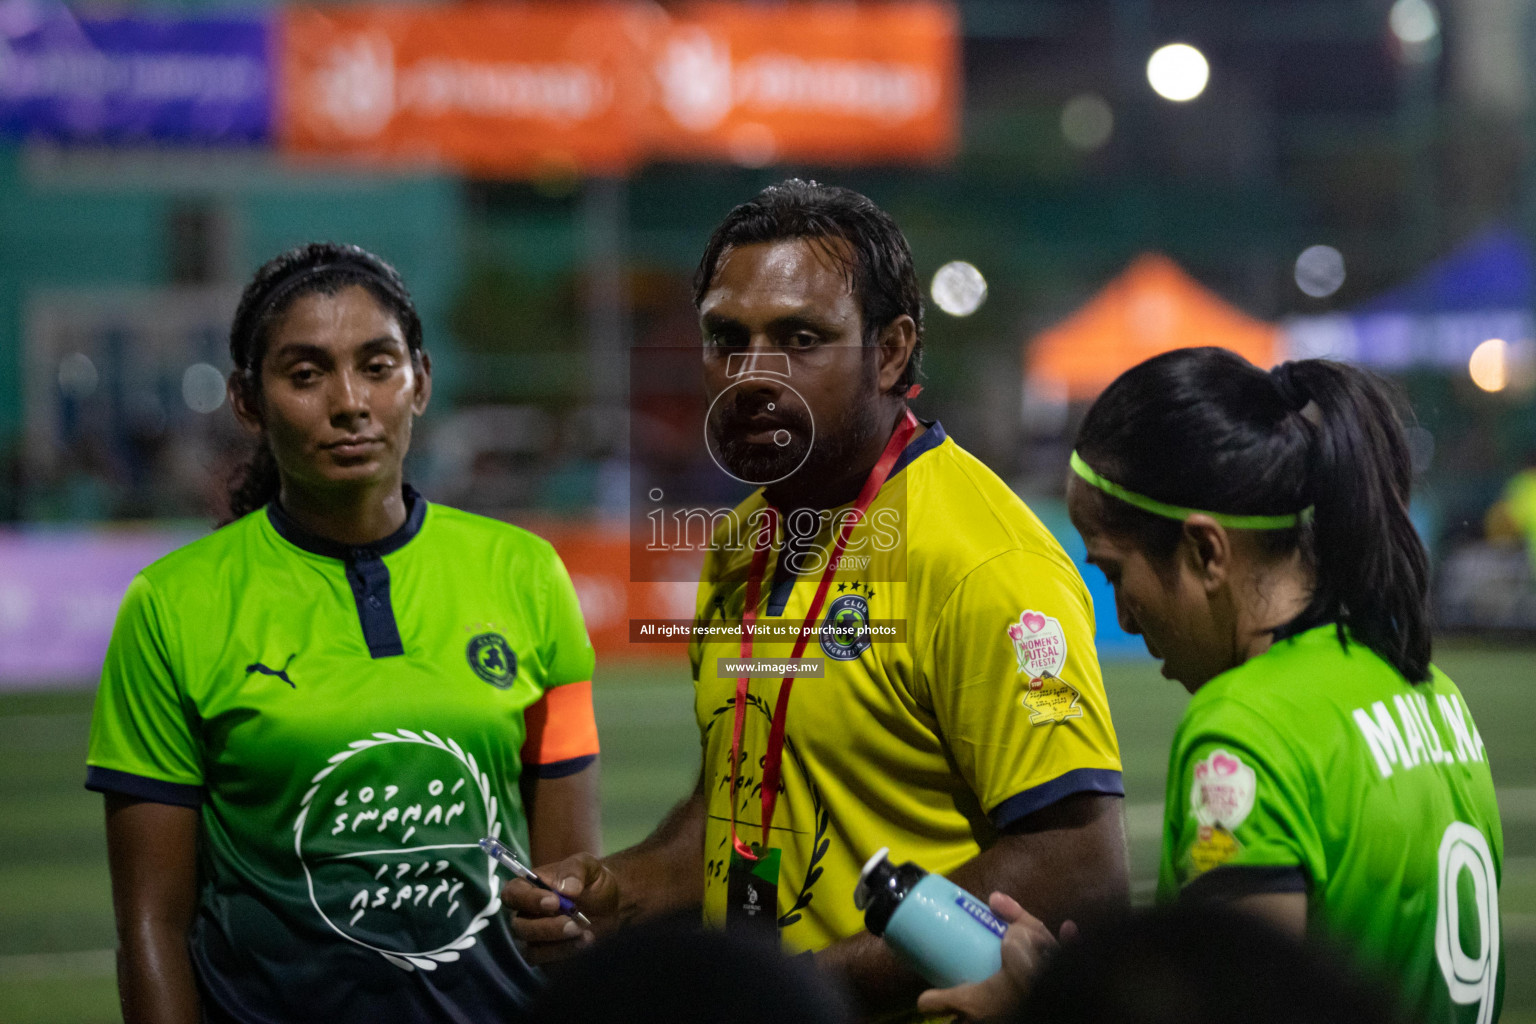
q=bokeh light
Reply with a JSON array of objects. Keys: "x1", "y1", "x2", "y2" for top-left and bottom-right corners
[
  {"x1": 57, "y1": 353, "x2": 99, "y2": 398},
  {"x1": 1147, "y1": 43, "x2": 1209, "y2": 102},
  {"x1": 1294, "y1": 245, "x2": 1346, "y2": 299},
  {"x1": 182, "y1": 363, "x2": 226, "y2": 413},
  {"x1": 728, "y1": 123, "x2": 776, "y2": 169},
  {"x1": 1061, "y1": 93, "x2": 1113, "y2": 152},
  {"x1": 1389, "y1": 0, "x2": 1440, "y2": 46},
  {"x1": 1390, "y1": 0, "x2": 1440, "y2": 64},
  {"x1": 1469, "y1": 338, "x2": 1508, "y2": 393},
  {"x1": 930, "y1": 261, "x2": 988, "y2": 317}
]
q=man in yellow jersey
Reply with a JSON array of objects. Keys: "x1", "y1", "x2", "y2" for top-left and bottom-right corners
[{"x1": 507, "y1": 180, "x2": 1127, "y2": 1017}]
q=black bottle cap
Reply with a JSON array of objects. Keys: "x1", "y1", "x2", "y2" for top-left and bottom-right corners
[{"x1": 854, "y1": 848, "x2": 925, "y2": 937}]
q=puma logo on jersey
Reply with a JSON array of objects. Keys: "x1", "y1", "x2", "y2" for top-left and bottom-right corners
[{"x1": 246, "y1": 654, "x2": 297, "y2": 688}]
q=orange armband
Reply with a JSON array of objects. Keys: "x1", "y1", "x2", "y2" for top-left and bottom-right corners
[{"x1": 521, "y1": 680, "x2": 599, "y2": 778}]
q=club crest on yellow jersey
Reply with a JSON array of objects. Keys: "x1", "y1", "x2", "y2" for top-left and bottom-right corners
[{"x1": 820, "y1": 584, "x2": 874, "y2": 661}]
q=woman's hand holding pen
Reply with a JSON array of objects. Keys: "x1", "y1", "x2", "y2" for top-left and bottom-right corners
[{"x1": 502, "y1": 853, "x2": 620, "y2": 961}]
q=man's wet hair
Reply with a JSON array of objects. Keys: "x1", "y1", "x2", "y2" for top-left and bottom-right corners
[{"x1": 693, "y1": 179, "x2": 924, "y2": 395}]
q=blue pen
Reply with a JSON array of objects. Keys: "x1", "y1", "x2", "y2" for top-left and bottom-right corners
[{"x1": 479, "y1": 836, "x2": 593, "y2": 929}]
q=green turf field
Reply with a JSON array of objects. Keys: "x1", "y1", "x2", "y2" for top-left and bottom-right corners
[{"x1": 2, "y1": 645, "x2": 1533, "y2": 1022}]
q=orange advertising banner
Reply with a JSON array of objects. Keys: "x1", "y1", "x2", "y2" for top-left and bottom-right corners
[
  {"x1": 648, "y1": 1, "x2": 960, "y2": 166},
  {"x1": 526, "y1": 520, "x2": 701, "y2": 664},
  {"x1": 277, "y1": 2, "x2": 959, "y2": 176},
  {"x1": 277, "y1": 3, "x2": 656, "y2": 176}
]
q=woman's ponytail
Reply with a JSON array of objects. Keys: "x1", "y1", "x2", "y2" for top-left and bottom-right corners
[
  {"x1": 1272, "y1": 360, "x2": 1431, "y2": 682},
  {"x1": 223, "y1": 437, "x2": 279, "y2": 525}
]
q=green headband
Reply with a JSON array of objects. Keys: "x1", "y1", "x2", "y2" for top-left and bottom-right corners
[{"x1": 1070, "y1": 451, "x2": 1314, "y2": 530}]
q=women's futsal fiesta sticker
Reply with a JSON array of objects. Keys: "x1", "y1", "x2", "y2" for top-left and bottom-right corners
[
  {"x1": 1186, "y1": 749, "x2": 1257, "y2": 875},
  {"x1": 1008, "y1": 610, "x2": 1083, "y2": 725}
]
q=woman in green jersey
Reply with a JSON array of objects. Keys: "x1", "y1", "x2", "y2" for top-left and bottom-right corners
[
  {"x1": 921, "y1": 348, "x2": 1503, "y2": 1024},
  {"x1": 87, "y1": 243, "x2": 602, "y2": 1024}
]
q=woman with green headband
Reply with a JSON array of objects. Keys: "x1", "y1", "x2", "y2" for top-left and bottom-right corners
[{"x1": 920, "y1": 347, "x2": 1503, "y2": 1024}]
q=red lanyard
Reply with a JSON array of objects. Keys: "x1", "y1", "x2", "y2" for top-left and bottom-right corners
[{"x1": 728, "y1": 410, "x2": 921, "y2": 860}]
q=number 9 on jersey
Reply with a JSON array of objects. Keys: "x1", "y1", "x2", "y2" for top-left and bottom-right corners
[{"x1": 1436, "y1": 822, "x2": 1500, "y2": 1024}]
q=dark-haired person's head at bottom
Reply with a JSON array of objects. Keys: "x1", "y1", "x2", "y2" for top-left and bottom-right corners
[
  {"x1": 528, "y1": 912, "x2": 854, "y2": 1024},
  {"x1": 1019, "y1": 904, "x2": 1409, "y2": 1024},
  {"x1": 86, "y1": 242, "x2": 602, "y2": 1024},
  {"x1": 1063, "y1": 348, "x2": 1502, "y2": 1023}
]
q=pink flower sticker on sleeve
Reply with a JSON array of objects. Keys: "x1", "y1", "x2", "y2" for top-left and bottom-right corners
[
  {"x1": 1190, "y1": 749, "x2": 1257, "y2": 830},
  {"x1": 1007, "y1": 610, "x2": 1067, "y2": 679}
]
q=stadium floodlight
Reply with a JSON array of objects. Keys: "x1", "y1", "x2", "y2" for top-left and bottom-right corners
[
  {"x1": 931, "y1": 261, "x2": 988, "y2": 317},
  {"x1": 1294, "y1": 245, "x2": 1346, "y2": 299},
  {"x1": 1469, "y1": 338, "x2": 1508, "y2": 393},
  {"x1": 1147, "y1": 43, "x2": 1209, "y2": 103}
]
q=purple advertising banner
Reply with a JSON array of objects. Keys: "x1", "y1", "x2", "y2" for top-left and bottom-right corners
[
  {"x1": 0, "y1": 6, "x2": 271, "y2": 143},
  {"x1": 0, "y1": 528, "x2": 195, "y2": 688}
]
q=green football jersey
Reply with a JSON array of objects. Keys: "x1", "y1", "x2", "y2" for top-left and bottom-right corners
[
  {"x1": 86, "y1": 490, "x2": 595, "y2": 1023},
  {"x1": 1158, "y1": 625, "x2": 1504, "y2": 1024}
]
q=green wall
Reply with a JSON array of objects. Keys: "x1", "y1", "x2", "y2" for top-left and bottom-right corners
[{"x1": 0, "y1": 144, "x2": 464, "y2": 443}]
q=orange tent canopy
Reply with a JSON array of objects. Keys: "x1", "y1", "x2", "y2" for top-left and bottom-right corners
[{"x1": 1025, "y1": 253, "x2": 1279, "y2": 401}]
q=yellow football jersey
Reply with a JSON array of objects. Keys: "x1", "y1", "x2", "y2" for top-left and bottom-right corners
[{"x1": 691, "y1": 422, "x2": 1122, "y2": 952}]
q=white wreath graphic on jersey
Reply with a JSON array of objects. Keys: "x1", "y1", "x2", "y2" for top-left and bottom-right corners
[{"x1": 292, "y1": 729, "x2": 506, "y2": 972}]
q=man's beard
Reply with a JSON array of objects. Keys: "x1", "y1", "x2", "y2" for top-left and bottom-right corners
[
  {"x1": 708, "y1": 385, "x2": 884, "y2": 497},
  {"x1": 709, "y1": 390, "x2": 812, "y2": 485}
]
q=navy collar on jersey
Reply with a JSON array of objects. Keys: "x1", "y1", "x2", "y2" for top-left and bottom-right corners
[
  {"x1": 266, "y1": 487, "x2": 424, "y2": 659},
  {"x1": 266, "y1": 485, "x2": 427, "y2": 562},
  {"x1": 889, "y1": 417, "x2": 945, "y2": 478},
  {"x1": 765, "y1": 417, "x2": 945, "y2": 615}
]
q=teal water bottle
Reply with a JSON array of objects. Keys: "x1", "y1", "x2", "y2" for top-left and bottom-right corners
[{"x1": 853, "y1": 847, "x2": 1005, "y2": 988}]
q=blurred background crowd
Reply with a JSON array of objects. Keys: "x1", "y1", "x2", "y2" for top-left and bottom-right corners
[{"x1": 4, "y1": 0, "x2": 1536, "y2": 659}]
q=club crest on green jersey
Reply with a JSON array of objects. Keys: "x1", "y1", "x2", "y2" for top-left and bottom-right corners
[
  {"x1": 466, "y1": 633, "x2": 517, "y2": 688},
  {"x1": 820, "y1": 592, "x2": 872, "y2": 661}
]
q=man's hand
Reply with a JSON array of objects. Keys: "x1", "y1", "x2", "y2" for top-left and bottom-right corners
[
  {"x1": 501, "y1": 853, "x2": 616, "y2": 959},
  {"x1": 503, "y1": 779, "x2": 708, "y2": 963},
  {"x1": 821, "y1": 792, "x2": 1126, "y2": 1018},
  {"x1": 914, "y1": 893, "x2": 1073, "y2": 1022}
]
